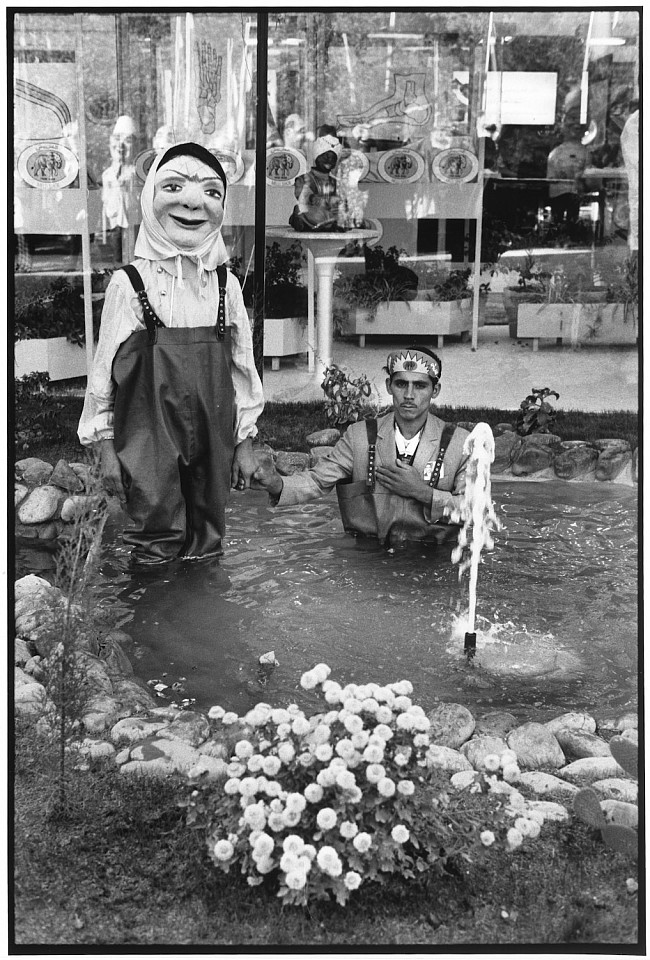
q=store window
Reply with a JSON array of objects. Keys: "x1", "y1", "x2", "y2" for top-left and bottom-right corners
[
  {"x1": 13, "y1": 10, "x2": 639, "y2": 377},
  {"x1": 13, "y1": 11, "x2": 257, "y2": 372}
]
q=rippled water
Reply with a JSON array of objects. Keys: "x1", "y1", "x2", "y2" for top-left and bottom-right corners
[{"x1": 19, "y1": 481, "x2": 638, "y2": 723}]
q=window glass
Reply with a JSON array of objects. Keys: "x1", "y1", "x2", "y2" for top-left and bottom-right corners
[{"x1": 14, "y1": 12, "x2": 257, "y2": 356}]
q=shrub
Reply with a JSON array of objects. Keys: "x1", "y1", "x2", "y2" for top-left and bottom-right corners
[{"x1": 182, "y1": 666, "x2": 513, "y2": 908}]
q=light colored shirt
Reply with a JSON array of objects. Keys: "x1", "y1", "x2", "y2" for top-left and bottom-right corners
[
  {"x1": 394, "y1": 422, "x2": 423, "y2": 461},
  {"x1": 78, "y1": 258, "x2": 264, "y2": 446}
]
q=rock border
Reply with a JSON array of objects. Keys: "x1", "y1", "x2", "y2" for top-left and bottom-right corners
[{"x1": 15, "y1": 574, "x2": 638, "y2": 848}]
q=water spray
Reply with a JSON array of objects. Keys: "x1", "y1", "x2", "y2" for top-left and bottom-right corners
[{"x1": 449, "y1": 423, "x2": 501, "y2": 660}]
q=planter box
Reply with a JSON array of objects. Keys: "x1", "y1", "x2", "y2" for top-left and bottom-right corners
[
  {"x1": 15, "y1": 337, "x2": 89, "y2": 381},
  {"x1": 516, "y1": 303, "x2": 637, "y2": 350},
  {"x1": 349, "y1": 299, "x2": 472, "y2": 348},
  {"x1": 263, "y1": 317, "x2": 309, "y2": 370}
]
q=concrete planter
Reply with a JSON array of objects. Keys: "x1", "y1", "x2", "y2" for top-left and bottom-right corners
[
  {"x1": 15, "y1": 337, "x2": 89, "y2": 381},
  {"x1": 516, "y1": 303, "x2": 638, "y2": 351},
  {"x1": 263, "y1": 316, "x2": 309, "y2": 370},
  {"x1": 350, "y1": 298, "x2": 472, "y2": 348}
]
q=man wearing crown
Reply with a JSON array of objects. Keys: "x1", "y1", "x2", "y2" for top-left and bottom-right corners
[{"x1": 252, "y1": 346, "x2": 470, "y2": 547}]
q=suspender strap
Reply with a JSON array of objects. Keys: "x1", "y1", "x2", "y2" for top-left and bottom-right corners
[
  {"x1": 428, "y1": 423, "x2": 456, "y2": 488},
  {"x1": 121, "y1": 264, "x2": 165, "y2": 344},
  {"x1": 365, "y1": 418, "x2": 378, "y2": 490},
  {"x1": 216, "y1": 265, "x2": 227, "y2": 341}
]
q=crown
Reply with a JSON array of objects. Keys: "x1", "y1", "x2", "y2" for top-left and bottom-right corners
[{"x1": 386, "y1": 350, "x2": 441, "y2": 380}]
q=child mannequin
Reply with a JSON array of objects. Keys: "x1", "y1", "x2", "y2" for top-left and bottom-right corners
[{"x1": 289, "y1": 133, "x2": 342, "y2": 231}]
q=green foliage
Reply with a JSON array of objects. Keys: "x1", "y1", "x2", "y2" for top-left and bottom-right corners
[
  {"x1": 14, "y1": 373, "x2": 67, "y2": 454},
  {"x1": 35, "y1": 453, "x2": 110, "y2": 813},
  {"x1": 573, "y1": 737, "x2": 638, "y2": 860},
  {"x1": 424, "y1": 268, "x2": 472, "y2": 303},
  {"x1": 516, "y1": 387, "x2": 560, "y2": 436},
  {"x1": 321, "y1": 363, "x2": 374, "y2": 427},
  {"x1": 263, "y1": 242, "x2": 308, "y2": 319},
  {"x1": 609, "y1": 736, "x2": 638, "y2": 779},
  {"x1": 14, "y1": 272, "x2": 111, "y2": 345},
  {"x1": 573, "y1": 788, "x2": 606, "y2": 830},
  {"x1": 182, "y1": 668, "x2": 508, "y2": 908}
]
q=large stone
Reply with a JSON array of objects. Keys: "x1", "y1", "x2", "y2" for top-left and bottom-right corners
[
  {"x1": 424, "y1": 744, "x2": 473, "y2": 774},
  {"x1": 506, "y1": 722, "x2": 565, "y2": 770},
  {"x1": 275, "y1": 451, "x2": 310, "y2": 476},
  {"x1": 474, "y1": 711, "x2": 519, "y2": 739},
  {"x1": 306, "y1": 428, "x2": 341, "y2": 447},
  {"x1": 591, "y1": 779, "x2": 638, "y2": 803},
  {"x1": 111, "y1": 717, "x2": 169, "y2": 743},
  {"x1": 36, "y1": 521, "x2": 63, "y2": 540},
  {"x1": 76, "y1": 653, "x2": 114, "y2": 697},
  {"x1": 559, "y1": 756, "x2": 625, "y2": 784},
  {"x1": 60, "y1": 495, "x2": 103, "y2": 522},
  {"x1": 187, "y1": 756, "x2": 228, "y2": 782},
  {"x1": 460, "y1": 735, "x2": 507, "y2": 769},
  {"x1": 156, "y1": 711, "x2": 210, "y2": 747},
  {"x1": 69, "y1": 463, "x2": 93, "y2": 488},
  {"x1": 591, "y1": 438, "x2": 631, "y2": 454},
  {"x1": 450, "y1": 770, "x2": 480, "y2": 791},
  {"x1": 492, "y1": 431, "x2": 517, "y2": 473},
  {"x1": 493, "y1": 422, "x2": 516, "y2": 436},
  {"x1": 88, "y1": 741, "x2": 117, "y2": 761},
  {"x1": 546, "y1": 712, "x2": 596, "y2": 736},
  {"x1": 595, "y1": 445, "x2": 632, "y2": 481},
  {"x1": 427, "y1": 703, "x2": 475, "y2": 749},
  {"x1": 15, "y1": 483, "x2": 29, "y2": 506},
  {"x1": 15, "y1": 665, "x2": 39, "y2": 686},
  {"x1": 509, "y1": 435, "x2": 561, "y2": 476},
  {"x1": 15, "y1": 680, "x2": 48, "y2": 717},
  {"x1": 615, "y1": 712, "x2": 638, "y2": 732},
  {"x1": 620, "y1": 728, "x2": 638, "y2": 745},
  {"x1": 197, "y1": 738, "x2": 230, "y2": 760},
  {"x1": 309, "y1": 447, "x2": 335, "y2": 467},
  {"x1": 16, "y1": 458, "x2": 54, "y2": 485},
  {"x1": 14, "y1": 638, "x2": 33, "y2": 666},
  {"x1": 600, "y1": 799, "x2": 638, "y2": 829},
  {"x1": 553, "y1": 442, "x2": 598, "y2": 480},
  {"x1": 128, "y1": 736, "x2": 203, "y2": 775},
  {"x1": 24, "y1": 656, "x2": 46, "y2": 682},
  {"x1": 525, "y1": 800, "x2": 569, "y2": 823},
  {"x1": 517, "y1": 771, "x2": 579, "y2": 800},
  {"x1": 112, "y1": 677, "x2": 157, "y2": 712},
  {"x1": 50, "y1": 459, "x2": 84, "y2": 493},
  {"x1": 92, "y1": 631, "x2": 135, "y2": 679},
  {"x1": 553, "y1": 729, "x2": 611, "y2": 761},
  {"x1": 17, "y1": 486, "x2": 63, "y2": 524}
]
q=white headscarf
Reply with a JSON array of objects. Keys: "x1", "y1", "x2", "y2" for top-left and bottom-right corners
[
  {"x1": 134, "y1": 142, "x2": 229, "y2": 292},
  {"x1": 314, "y1": 134, "x2": 342, "y2": 160}
]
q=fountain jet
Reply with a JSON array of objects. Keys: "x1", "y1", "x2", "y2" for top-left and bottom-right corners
[{"x1": 449, "y1": 423, "x2": 501, "y2": 659}]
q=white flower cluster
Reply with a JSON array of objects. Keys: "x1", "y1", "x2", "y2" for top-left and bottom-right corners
[
  {"x1": 206, "y1": 666, "x2": 428, "y2": 903},
  {"x1": 469, "y1": 749, "x2": 545, "y2": 851}
]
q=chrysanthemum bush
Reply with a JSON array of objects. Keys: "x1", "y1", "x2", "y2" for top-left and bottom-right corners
[{"x1": 181, "y1": 665, "x2": 511, "y2": 907}]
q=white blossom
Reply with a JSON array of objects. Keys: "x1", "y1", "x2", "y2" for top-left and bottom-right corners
[
  {"x1": 213, "y1": 839, "x2": 235, "y2": 861},
  {"x1": 391, "y1": 824, "x2": 409, "y2": 843}
]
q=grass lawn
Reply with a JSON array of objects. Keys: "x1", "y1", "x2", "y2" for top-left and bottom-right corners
[
  {"x1": 12, "y1": 724, "x2": 640, "y2": 948},
  {"x1": 14, "y1": 385, "x2": 639, "y2": 465}
]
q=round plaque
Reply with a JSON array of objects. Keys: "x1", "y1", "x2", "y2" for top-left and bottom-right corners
[
  {"x1": 266, "y1": 147, "x2": 307, "y2": 185},
  {"x1": 17, "y1": 142, "x2": 79, "y2": 189},
  {"x1": 135, "y1": 148, "x2": 158, "y2": 182},
  {"x1": 431, "y1": 148, "x2": 479, "y2": 184},
  {"x1": 377, "y1": 148, "x2": 425, "y2": 184},
  {"x1": 209, "y1": 148, "x2": 245, "y2": 184}
]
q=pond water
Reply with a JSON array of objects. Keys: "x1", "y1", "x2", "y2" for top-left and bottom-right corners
[{"x1": 18, "y1": 481, "x2": 638, "y2": 724}]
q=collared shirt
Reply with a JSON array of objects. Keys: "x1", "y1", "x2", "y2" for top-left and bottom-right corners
[
  {"x1": 394, "y1": 421, "x2": 423, "y2": 464},
  {"x1": 78, "y1": 258, "x2": 264, "y2": 446}
]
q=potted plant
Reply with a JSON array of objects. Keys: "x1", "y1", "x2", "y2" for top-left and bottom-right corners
[
  {"x1": 501, "y1": 251, "x2": 549, "y2": 337},
  {"x1": 14, "y1": 272, "x2": 108, "y2": 381},
  {"x1": 257, "y1": 241, "x2": 309, "y2": 369},
  {"x1": 515, "y1": 263, "x2": 634, "y2": 350}
]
